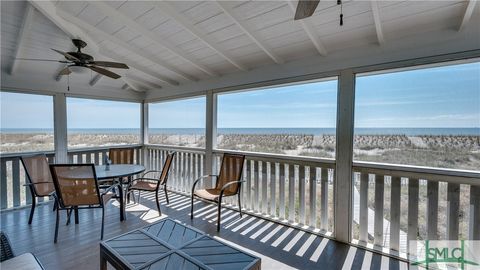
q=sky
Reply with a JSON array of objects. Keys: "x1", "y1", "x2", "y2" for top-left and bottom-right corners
[{"x1": 1, "y1": 62, "x2": 479, "y2": 130}]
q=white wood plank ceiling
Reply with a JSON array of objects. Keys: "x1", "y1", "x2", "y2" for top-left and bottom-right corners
[{"x1": 1, "y1": 0, "x2": 479, "y2": 100}]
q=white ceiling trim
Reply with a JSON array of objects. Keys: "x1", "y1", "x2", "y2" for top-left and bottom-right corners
[
  {"x1": 155, "y1": 2, "x2": 248, "y2": 71},
  {"x1": 89, "y1": 1, "x2": 218, "y2": 77},
  {"x1": 215, "y1": 1, "x2": 284, "y2": 65},
  {"x1": 286, "y1": 1, "x2": 328, "y2": 56},
  {"x1": 57, "y1": 9, "x2": 198, "y2": 82},
  {"x1": 10, "y1": 4, "x2": 35, "y2": 75},
  {"x1": 371, "y1": 0, "x2": 385, "y2": 45},
  {"x1": 458, "y1": 0, "x2": 477, "y2": 31}
]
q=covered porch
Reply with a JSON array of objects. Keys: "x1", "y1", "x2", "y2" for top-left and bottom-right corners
[{"x1": 1, "y1": 0, "x2": 480, "y2": 269}]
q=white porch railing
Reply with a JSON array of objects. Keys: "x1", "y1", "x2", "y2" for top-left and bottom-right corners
[
  {"x1": 352, "y1": 161, "x2": 480, "y2": 257},
  {"x1": 1, "y1": 144, "x2": 479, "y2": 260},
  {"x1": 0, "y1": 145, "x2": 143, "y2": 210}
]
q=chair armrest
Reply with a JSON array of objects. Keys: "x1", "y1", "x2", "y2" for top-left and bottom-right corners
[
  {"x1": 135, "y1": 177, "x2": 160, "y2": 182},
  {"x1": 191, "y1": 175, "x2": 218, "y2": 194},
  {"x1": 141, "y1": 170, "x2": 162, "y2": 177},
  {"x1": 23, "y1": 182, "x2": 51, "y2": 186},
  {"x1": 220, "y1": 180, "x2": 245, "y2": 196}
]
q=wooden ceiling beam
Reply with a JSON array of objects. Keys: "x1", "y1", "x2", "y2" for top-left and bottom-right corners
[
  {"x1": 286, "y1": 1, "x2": 327, "y2": 56},
  {"x1": 10, "y1": 4, "x2": 35, "y2": 75},
  {"x1": 370, "y1": 0, "x2": 385, "y2": 45},
  {"x1": 125, "y1": 74, "x2": 162, "y2": 90},
  {"x1": 89, "y1": 1, "x2": 217, "y2": 76},
  {"x1": 458, "y1": 0, "x2": 477, "y2": 31},
  {"x1": 57, "y1": 9, "x2": 198, "y2": 82},
  {"x1": 216, "y1": 1, "x2": 284, "y2": 64},
  {"x1": 89, "y1": 74, "x2": 102, "y2": 86},
  {"x1": 154, "y1": 1, "x2": 248, "y2": 71}
]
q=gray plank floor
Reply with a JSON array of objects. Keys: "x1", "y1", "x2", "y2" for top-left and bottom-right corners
[{"x1": 0, "y1": 192, "x2": 407, "y2": 270}]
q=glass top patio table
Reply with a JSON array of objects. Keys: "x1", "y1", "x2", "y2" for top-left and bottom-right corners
[{"x1": 94, "y1": 164, "x2": 145, "y2": 180}]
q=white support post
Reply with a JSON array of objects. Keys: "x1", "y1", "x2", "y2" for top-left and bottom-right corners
[
  {"x1": 334, "y1": 69, "x2": 356, "y2": 243},
  {"x1": 205, "y1": 91, "x2": 217, "y2": 186},
  {"x1": 53, "y1": 93, "x2": 68, "y2": 163},
  {"x1": 141, "y1": 102, "x2": 149, "y2": 168}
]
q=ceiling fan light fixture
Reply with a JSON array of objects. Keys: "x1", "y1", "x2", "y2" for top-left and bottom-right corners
[{"x1": 69, "y1": 65, "x2": 88, "y2": 74}]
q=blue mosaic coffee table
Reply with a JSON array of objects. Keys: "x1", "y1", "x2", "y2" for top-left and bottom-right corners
[{"x1": 100, "y1": 218, "x2": 261, "y2": 270}]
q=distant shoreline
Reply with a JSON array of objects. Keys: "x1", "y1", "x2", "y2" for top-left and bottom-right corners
[{"x1": 1, "y1": 127, "x2": 479, "y2": 136}]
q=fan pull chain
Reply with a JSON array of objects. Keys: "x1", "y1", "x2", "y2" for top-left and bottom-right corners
[
  {"x1": 67, "y1": 74, "x2": 70, "y2": 91},
  {"x1": 338, "y1": 0, "x2": 344, "y2": 26}
]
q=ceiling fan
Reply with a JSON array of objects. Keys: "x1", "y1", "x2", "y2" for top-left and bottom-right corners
[
  {"x1": 294, "y1": 0, "x2": 343, "y2": 25},
  {"x1": 16, "y1": 39, "x2": 129, "y2": 79}
]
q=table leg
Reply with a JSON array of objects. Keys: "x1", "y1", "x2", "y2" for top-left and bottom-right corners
[
  {"x1": 118, "y1": 179, "x2": 125, "y2": 221},
  {"x1": 100, "y1": 250, "x2": 107, "y2": 270},
  {"x1": 74, "y1": 207, "x2": 79, "y2": 224}
]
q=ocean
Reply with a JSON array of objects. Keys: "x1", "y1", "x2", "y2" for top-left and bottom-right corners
[{"x1": 1, "y1": 128, "x2": 479, "y2": 136}]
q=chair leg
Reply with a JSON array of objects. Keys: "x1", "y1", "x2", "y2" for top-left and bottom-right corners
[
  {"x1": 28, "y1": 198, "x2": 36, "y2": 225},
  {"x1": 137, "y1": 191, "x2": 141, "y2": 204},
  {"x1": 155, "y1": 191, "x2": 161, "y2": 216},
  {"x1": 66, "y1": 208, "x2": 73, "y2": 226},
  {"x1": 54, "y1": 203, "x2": 60, "y2": 243},
  {"x1": 101, "y1": 207, "x2": 105, "y2": 240},
  {"x1": 74, "y1": 207, "x2": 79, "y2": 224},
  {"x1": 237, "y1": 193, "x2": 243, "y2": 218},
  {"x1": 164, "y1": 186, "x2": 169, "y2": 204},
  {"x1": 217, "y1": 198, "x2": 223, "y2": 232},
  {"x1": 190, "y1": 195, "x2": 194, "y2": 219}
]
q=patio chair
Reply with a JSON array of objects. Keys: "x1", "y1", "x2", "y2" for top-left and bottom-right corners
[
  {"x1": 1, "y1": 231, "x2": 45, "y2": 269},
  {"x1": 49, "y1": 164, "x2": 119, "y2": 243},
  {"x1": 191, "y1": 153, "x2": 245, "y2": 231},
  {"x1": 108, "y1": 147, "x2": 135, "y2": 201},
  {"x1": 20, "y1": 154, "x2": 55, "y2": 224},
  {"x1": 126, "y1": 152, "x2": 175, "y2": 216},
  {"x1": 108, "y1": 147, "x2": 135, "y2": 165}
]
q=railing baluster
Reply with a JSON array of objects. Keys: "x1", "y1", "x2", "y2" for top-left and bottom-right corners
[
  {"x1": 269, "y1": 162, "x2": 276, "y2": 216},
  {"x1": 390, "y1": 176, "x2": 401, "y2": 251},
  {"x1": 447, "y1": 183, "x2": 460, "y2": 240},
  {"x1": 299, "y1": 165, "x2": 306, "y2": 225},
  {"x1": 12, "y1": 159, "x2": 20, "y2": 207},
  {"x1": 94, "y1": 152, "x2": 100, "y2": 165},
  {"x1": 288, "y1": 164, "x2": 295, "y2": 222},
  {"x1": 253, "y1": 160, "x2": 259, "y2": 212},
  {"x1": 246, "y1": 160, "x2": 253, "y2": 210},
  {"x1": 279, "y1": 163, "x2": 286, "y2": 219},
  {"x1": 408, "y1": 178, "x2": 419, "y2": 246},
  {"x1": 320, "y1": 168, "x2": 329, "y2": 231},
  {"x1": 1, "y1": 160, "x2": 8, "y2": 209},
  {"x1": 374, "y1": 174, "x2": 384, "y2": 247},
  {"x1": 86, "y1": 152, "x2": 91, "y2": 164},
  {"x1": 469, "y1": 186, "x2": 480, "y2": 240},
  {"x1": 427, "y1": 180, "x2": 439, "y2": 240},
  {"x1": 309, "y1": 166, "x2": 317, "y2": 227},
  {"x1": 261, "y1": 161, "x2": 268, "y2": 214},
  {"x1": 359, "y1": 172, "x2": 369, "y2": 243}
]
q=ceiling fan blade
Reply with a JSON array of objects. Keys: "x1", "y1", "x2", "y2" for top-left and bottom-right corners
[
  {"x1": 294, "y1": 0, "x2": 320, "y2": 20},
  {"x1": 58, "y1": 66, "x2": 72, "y2": 76},
  {"x1": 14, "y1": 58, "x2": 69, "y2": 63},
  {"x1": 51, "y1": 48, "x2": 80, "y2": 62},
  {"x1": 89, "y1": 66, "x2": 121, "y2": 79},
  {"x1": 90, "y1": 61, "x2": 129, "y2": 69}
]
